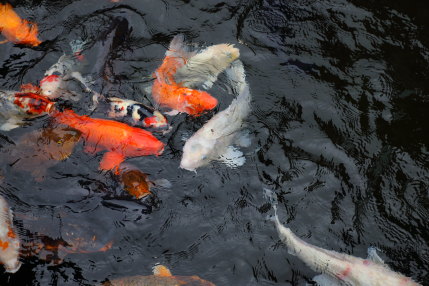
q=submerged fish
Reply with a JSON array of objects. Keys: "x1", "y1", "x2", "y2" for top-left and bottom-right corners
[
  {"x1": 271, "y1": 206, "x2": 421, "y2": 285},
  {"x1": 0, "y1": 90, "x2": 55, "y2": 131},
  {"x1": 53, "y1": 110, "x2": 164, "y2": 170},
  {"x1": 0, "y1": 195, "x2": 21, "y2": 273},
  {"x1": 117, "y1": 164, "x2": 152, "y2": 199},
  {"x1": 151, "y1": 35, "x2": 218, "y2": 116},
  {"x1": 180, "y1": 60, "x2": 251, "y2": 171},
  {"x1": 7, "y1": 126, "x2": 81, "y2": 181},
  {"x1": 106, "y1": 97, "x2": 168, "y2": 129},
  {"x1": 174, "y1": 44, "x2": 240, "y2": 90},
  {"x1": 0, "y1": 3, "x2": 41, "y2": 46},
  {"x1": 103, "y1": 264, "x2": 216, "y2": 286},
  {"x1": 117, "y1": 163, "x2": 171, "y2": 199},
  {"x1": 40, "y1": 40, "x2": 101, "y2": 106}
]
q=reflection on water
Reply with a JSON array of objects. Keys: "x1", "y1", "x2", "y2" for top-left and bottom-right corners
[{"x1": 0, "y1": 0, "x2": 428, "y2": 285}]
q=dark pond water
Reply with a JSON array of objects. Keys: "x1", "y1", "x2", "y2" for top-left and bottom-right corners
[{"x1": 0, "y1": 0, "x2": 428, "y2": 285}]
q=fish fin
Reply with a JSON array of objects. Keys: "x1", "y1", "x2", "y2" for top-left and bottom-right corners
[
  {"x1": 219, "y1": 146, "x2": 245, "y2": 167},
  {"x1": 0, "y1": 39, "x2": 9, "y2": 44},
  {"x1": 99, "y1": 152, "x2": 125, "y2": 170},
  {"x1": 312, "y1": 274, "x2": 345, "y2": 286},
  {"x1": 235, "y1": 130, "x2": 251, "y2": 147},
  {"x1": 153, "y1": 265, "x2": 173, "y2": 277},
  {"x1": 0, "y1": 118, "x2": 22, "y2": 131},
  {"x1": 83, "y1": 142, "x2": 104, "y2": 154},
  {"x1": 367, "y1": 247, "x2": 385, "y2": 265},
  {"x1": 152, "y1": 179, "x2": 172, "y2": 188},
  {"x1": 165, "y1": 110, "x2": 180, "y2": 116}
]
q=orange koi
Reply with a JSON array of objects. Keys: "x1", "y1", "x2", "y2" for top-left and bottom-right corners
[
  {"x1": 103, "y1": 265, "x2": 216, "y2": 286},
  {"x1": 53, "y1": 110, "x2": 164, "y2": 170},
  {"x1": 0, "y1": 3, "x2": 41, "y2": 47},
  {"x1": 151, "y1": 35, "x2": 218, "y2": 116}
]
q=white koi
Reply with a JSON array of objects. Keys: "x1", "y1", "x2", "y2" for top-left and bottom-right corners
[
  {"x1": 271, "y1": 204, "x2": 422, "y2": 286},
  {"x1": 180, "y1": 59, "x2": 251, "y2": 171},
  {"x1": 174, "y1": 43, "x2": 240, "y2": 89}
]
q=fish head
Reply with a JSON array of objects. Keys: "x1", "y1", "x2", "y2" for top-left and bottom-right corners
[
  {"x1": 120, "y1": 169, "x2": 151, "y2": 199},
  {"x1": 219, "y1": 44, "x2": 240, "y2": 62},
  {"x1": 180, "y1": 136, "x2": 215, "y2": 171},
  {"x1": 40, "y1": 75, "x2": 63, "y2": 99},
  {"x1": 126, "y1": 130, "x2": 164, "y2": 156}
]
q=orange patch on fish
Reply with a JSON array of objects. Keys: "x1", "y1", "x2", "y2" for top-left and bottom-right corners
[
  {"x1": 0, "y1": 3, "x2": 42, "y2": 46},
  {"x1": 0, "y1": 240, "x2": 9, "y2": 250},
  {"x1": 152, "y1": 50, "x2": 218, "y2": 116}
]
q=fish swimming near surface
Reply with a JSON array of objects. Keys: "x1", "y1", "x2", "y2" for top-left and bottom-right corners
[
  {"x1": 5, "y1": 126, "x2": 81, "y2": 181},
  {"x1": 0, "y1": 3, "x2": 41, "y2": 47},
  {"x1": 102, "y1": 264, "x2": 216, "y2": 286},
  {"x1": 116, "y1": 163, "x2": 171, "y2": 199},
  {"x1": 0, "y1": 90, "x2": 55, "y2": 131},
  {"x1": 40, "y1": 40, "x2": 102, "y2": 107},
  {"x1": 52, "y1": 110, "x2": 164, "y2": 170},
  {"x1": 106, "y1": 97, "x2": 168, "y2": 129},
  {"x1": 174, "y1": 43, "x2": 240, "y2": 90},
  {"x1": 180, "y1": 60, "x2": 251, "y2": 171},
  {"x1": 0, "y1": 195, "x2": 21, "y2": 273},
  {"x1": 151, "y1": 35, "x2": 218, "y2": 116},
  {"x1": 266, "y1": 190, "x2": 422, "y2": 286}
]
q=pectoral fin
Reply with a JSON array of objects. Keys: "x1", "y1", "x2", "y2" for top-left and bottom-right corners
[
  {"x1": 99, "y1": 152, "x2": 125, "y2": 170},
  {"x1": 312, "y1": 274, "x2": 345, "y2": 286},
  {"x1": 219, "y1": 146, "x2": 245, "y2": 167},
  {"x1": 153, "y1": 265, "x2": 172, "y2": 277},
  {"x1": 0, "y1": 118, "x2": 23, "y2": 131},
  {"x1": 235, "y1": 130, "x2": 251, "y2": 147},
  {"x1": 367, "y1": 247, "x2": 385, "y2": 265}
]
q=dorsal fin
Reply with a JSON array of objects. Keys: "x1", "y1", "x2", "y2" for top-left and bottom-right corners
[{"x1": 153, "y1": 265, "x2": 172, "y2": 277}]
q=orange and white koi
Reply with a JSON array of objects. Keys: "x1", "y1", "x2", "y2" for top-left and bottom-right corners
[
  {"x1": 53, "y1": 110, "x2": 164, "y2": 170},
  {"x1": 103, "y1": 264, "x2": 216, "y2": 286},
  {"x1": 0, "y1": 3, "x2": 41, "y2": 47},
  {"x1": 0, "y1": 90, "x2": 55, "y2": 130},
  {"x1": 0, "y1": 195, "x2": 21, "y2": 273},
  {"x1": 151, "y1": 35, "x2": 218, "y2": 116}
]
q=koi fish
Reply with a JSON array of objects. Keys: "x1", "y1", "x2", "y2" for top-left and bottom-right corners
[
  {"x1": 7, "y1": 126, "x2": 81, "y2": 181},
  {"x1": 40, "y1": 40, "x2": 101, "y2": 106},
  {"x1": 180, "y1": 60, "x2": 251, "y2": 171},
  {"x1": 53, "y1": 110, "x2": 164, "y2": 170},
  {"x1": 0, "y1": 90, "x2": 55, "y2": 131},
  {"x1": 174, "y1": 44, "x2": 240, "y2": 89},
  {"x1": 106, "y1": 97, "x2": 168, "y2": 129},
  {"x1": 117, "y1": 163, "x2": 171, "y2": 199},
  {"x1": 263, "y1": 189, "x2": 422, "y2": 286},
  {"x1": 0, "y1": 195, "x2": 21, "y2": 273},
  {"x1": 151, "y1": 35, "x2": 218, "y2": 116},
  {"x1": 0, "y1": 3, "x2": 41, "y2": 47},
  {"x1": 102, "y1": 264, "x2": 216, "y2": 286}
]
